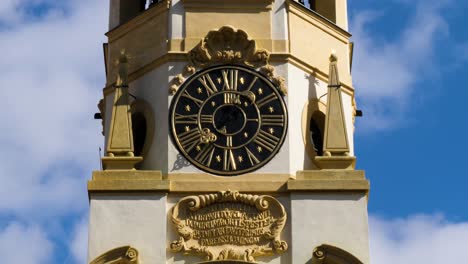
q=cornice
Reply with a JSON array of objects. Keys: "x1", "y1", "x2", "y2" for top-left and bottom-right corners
[
  {"x1": 286, "y1": 0, "x2": 351, "y2": 43},
  {"x1": 88, "y1": 170, "x2": 369, "y2": 194},
  {"x1": 105, "y1": 0, "x2": 171, "y2": 42},
  {"x1": 182, "y1": 0, "x2": 274, "y2": 11},
  {"x1": 102, "y1": 52, "x2": 355, "y2": 97}
]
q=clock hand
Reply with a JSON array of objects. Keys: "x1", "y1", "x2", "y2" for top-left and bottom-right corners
[{"x1": 241, "y1": 91, "x2": 256, "y2": 105}]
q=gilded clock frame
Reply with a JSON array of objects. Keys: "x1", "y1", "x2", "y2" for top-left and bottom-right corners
[{"x1": 170, "y1": 64, "x2": 288, "y2": 176}]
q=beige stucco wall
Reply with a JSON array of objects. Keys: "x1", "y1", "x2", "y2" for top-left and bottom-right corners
[
  {"x1": 88, "y1": 192, "x2": 368, "y2": 263},
  {"x1": 88, "y1": 194, "x2": 168, "y2": 263},
  {"x1": 290, "y1": 193, "x2": 370, "y2": 264}
]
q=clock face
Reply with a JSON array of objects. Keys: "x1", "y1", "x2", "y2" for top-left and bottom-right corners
[{"x1": 170, "y1": 65, "x2": 288, "y2": 176}]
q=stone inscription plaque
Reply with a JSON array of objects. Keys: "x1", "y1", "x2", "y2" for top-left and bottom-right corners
[{"x1": 170, "y1": 191, "x2": 288, "y2": 262}]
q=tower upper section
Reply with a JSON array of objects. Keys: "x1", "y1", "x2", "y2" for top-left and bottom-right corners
[
  {"x1": 109, "y1": 0, "x2": 349, "y2": 31},
  {"x1": 100, "y1": 0, "x2": 357, "y2": 174},
  {"x1": 104, "y1": 0, "x2": 353, "y2": 89}
]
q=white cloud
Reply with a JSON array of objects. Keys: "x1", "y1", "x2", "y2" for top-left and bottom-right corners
[
  {"x1": 0, "y1": 0, "x2": 71, "y2": 24},
  {"x1": 370, "y1": 214, "x2": 468, "y2": 263},
  {"x1": 0, "y1": 0, "x2": 107, "y2": 218},
  {"x1": 351, "y1": 1, "x2": 450, "y2": 130},
  {"x1": 0, "y1": 223, "x2": 53, "y2": 264},
  {"x1": 70, "y1": 216, "x2": 88, "y2": 264}
]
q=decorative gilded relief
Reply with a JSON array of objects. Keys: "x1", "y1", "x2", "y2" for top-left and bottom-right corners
[
  {"x1": 169, "y1": 26, "x2": 287, "y2": 96},
  {"x1": 169, "y1": 190, "x2": 288, "y2": 262},
  {"x1": 189, "y1": 26, "x2": 269, "y2": 69}
]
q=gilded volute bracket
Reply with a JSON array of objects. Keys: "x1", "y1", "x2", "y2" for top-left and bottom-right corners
[
  {"x1": 90, "y1": 246, "x2": 139, "y2": 264},
  {"x1": 169, "y1": 190, "x2": 288, "y2": 262},
  {"x1": 169, "y1": 26, "x2": 287, "y2": 96}
]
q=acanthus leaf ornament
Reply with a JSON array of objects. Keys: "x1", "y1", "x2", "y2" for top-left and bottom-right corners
[
  {"x1": 169, "y1": 26, "x2": 286, "y2": 96},
  {"x1": 259, "y1": 65, "x2": 288, "y2": 96},
  {"x1": 189, "y1": 26, "x2": 270, "y2": 69}
]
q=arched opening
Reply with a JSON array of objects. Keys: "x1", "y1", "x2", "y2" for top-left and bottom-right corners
[
  {"x1": 299, "y1": 0, "x2": 316, "y2": 11},
  {"x1": 118, "y1": 0, "x2": 152, "y2": 25},
  {"x1": 301, "y1": 99, "x2": 326, "y2": 161},
  {"x1": 132, "y1": 112, "x2": 147, "y2": 157},
  {"x1": 298, "y1": 0, "x2": 337, "y2": 23},
  {"x1": 130, "y1": 99, "x2": 154, "y2": 162},
  {"x1": 310, "y1": 113, "x2": 324, "y2": 156}
]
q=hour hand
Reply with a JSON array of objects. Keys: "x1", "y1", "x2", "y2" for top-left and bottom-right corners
[{"x1": 241, "y1": 91, "x2": 256, "y2": 105}]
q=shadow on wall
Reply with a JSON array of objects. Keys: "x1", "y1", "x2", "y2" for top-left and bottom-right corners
[{"x1": 171, "y1": 153, "x2": 191, "y2": 171}]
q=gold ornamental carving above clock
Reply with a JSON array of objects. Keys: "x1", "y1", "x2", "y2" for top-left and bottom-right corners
[
  {"x1": 169, "y1": 26, "x2": 287, "y2": 96},
  {"x1": 188, "y1": 26, "x2": 270, "y2": 69},
  {"x1": 170, "y1": 65, "x2": 288, "y2": 176}
]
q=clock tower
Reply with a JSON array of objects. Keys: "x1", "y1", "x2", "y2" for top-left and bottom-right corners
[{"x1": 88, "y1": 0, "x2": 370, "y2": 263}]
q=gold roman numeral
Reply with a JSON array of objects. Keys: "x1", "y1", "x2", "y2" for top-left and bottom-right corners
[
  {"x1": 224, "y1": 92, "x2": 241, "y2": 104},
  {"x1": 181, "y1": 90, "x2": 203, "y2": 107},
  {"x1": 195, "y1": 144, "x2": 215, "y2": 167},
  {"x1": 222, "y1": 69, "x2": 239, "y2": 91},
  {"x1": 223, "y1": 149, "x2": 237, "y2": 171},
  {"x1": 226, "y1": 136, "x2": 233, "y2": 147},
  {"x1": 174, "y1": 114, "x2": 198, "y2": 124},
  {"x1": 256, "y1": 93, "x2": 277, "y2": 108},
  {"x1": 254, "y1": 130, "x2": 280, "y2": 152},
  {"x1": 245, "y1": 147, "x2": 260, "y2": 165},
  {"x1": 198, "y1": 74, "x2": 218, "y2": 96},
  {"x1": 178, "y1": 128, "x2": 201, "y2": 152},
  {"x1": 261, "y1": 115, "x2": 284, "y2": 127},
  {"x1": 200, "y1": 115, "x2": 213, "y2": 123},
  {"x1": 246, "y1": 76, "x2": 258, "y2": 91}
]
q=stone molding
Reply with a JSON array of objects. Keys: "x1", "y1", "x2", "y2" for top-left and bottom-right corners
[
  {"x1": 169, "y1": 190, "x2": 288, "y2": 262},
  {"x1": 88, "y1": 170, "x2": 169, "y2": 192},
  {"x1": 87, "y1": 171, "x2": 369, "y2": 193},
  {"x1": 89, "y1": 246, "x2": 139, "y2": 264},
  {"x1": 288, "y1": 170, "x2": 369, "y2": 192},
  {"x1": 102, "y1": 52, "x2": 356, "y2": 98},
  {"x1": 182, "y1": 0, "x2": 274, "y2": 11}
]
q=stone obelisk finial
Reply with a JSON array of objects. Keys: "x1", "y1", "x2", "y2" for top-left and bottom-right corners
[
  {"x1": 314, "y1": 53, "x2": 355, "y2": 170},
  {"x1": 102, "y1": 50, "x2": 143, "y2": 170}
]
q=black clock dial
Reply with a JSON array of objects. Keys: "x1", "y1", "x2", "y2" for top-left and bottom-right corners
[{"x1": 170, "y1": 65, "x2": 288, "y2": 176}]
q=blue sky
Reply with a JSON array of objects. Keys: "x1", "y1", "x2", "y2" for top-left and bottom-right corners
[{"x1": 0, "y1": 0, "x2": 467, "y2": 263}]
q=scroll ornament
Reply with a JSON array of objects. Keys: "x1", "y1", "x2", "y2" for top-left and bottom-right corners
[
  {"x1": 89, "y1": 246, "x2": 139, "y2": 264},
  {"x1": 169, "y1": 190, "x2": 288, "y2": 262},
  {"x1": 169, "y1": 26, "x2": 287, "y2": 96}
]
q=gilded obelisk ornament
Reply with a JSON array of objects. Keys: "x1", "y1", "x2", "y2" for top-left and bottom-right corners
[
  {"x1": 101, "y1": 50, "x2": 143, "y2": 170},
  {"x1": 314, "y1": 54, "x2": 356, "y2": 170},
  {"x1": 169, "y1": 190, "x2": 288, "y2": 262}
]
